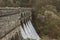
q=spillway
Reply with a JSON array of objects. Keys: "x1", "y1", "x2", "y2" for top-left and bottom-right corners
[
  {"x1": 20, "y1": 26, "x2": 28, "y2": 39},
  {"x1": 20, "y1": 20, "x2": 40, "y2": 40}
]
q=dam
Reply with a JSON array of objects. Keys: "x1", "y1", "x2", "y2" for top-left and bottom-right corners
[{"x1": 0, "y1": 7, "x2": 40, "y2": 40}]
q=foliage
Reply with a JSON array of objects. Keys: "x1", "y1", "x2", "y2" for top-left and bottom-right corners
[
  {"x1": 23, "y1": 38, "x2": 36, "y2": 40},
  {"x1": 0, "y1": 0, "x2": 60, "y2": 39},
  {"x1": 32, "y1": 1, "x2": 60, "y2": 38}
]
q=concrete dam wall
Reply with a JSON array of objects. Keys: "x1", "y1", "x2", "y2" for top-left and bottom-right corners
[{"x1": 0, "y1": 7, "x2": 32, "y2": 40}]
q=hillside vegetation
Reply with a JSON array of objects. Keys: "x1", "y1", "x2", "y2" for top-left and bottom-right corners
[
  {"x1": 0, "y1": 0, "x2": 60, "y2": 39},
  {"x1": 32, "y1": 0, "x2": 60, "y2": 39}
]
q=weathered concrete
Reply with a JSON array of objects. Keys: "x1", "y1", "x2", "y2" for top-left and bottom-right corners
[{"x1": 0, "y1": 7, "x2": 32, "y2": 40}]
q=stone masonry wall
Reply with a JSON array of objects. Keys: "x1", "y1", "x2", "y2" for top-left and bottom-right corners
[{"x1": 0, "y1": 7, "x2": 32, "y2": 40}]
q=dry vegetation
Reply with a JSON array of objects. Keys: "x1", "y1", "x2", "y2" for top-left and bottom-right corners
[
  {"x1": 32, "y1": 0, "x2": 60, "y2": 39},
  {"x1": 0, "y1": 0, "x2": 60, "y2": 39}
]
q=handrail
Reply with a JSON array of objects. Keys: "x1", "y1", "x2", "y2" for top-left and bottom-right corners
[{"x1": 0, "y1": 10, "x2": 20, "y2": 17}]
